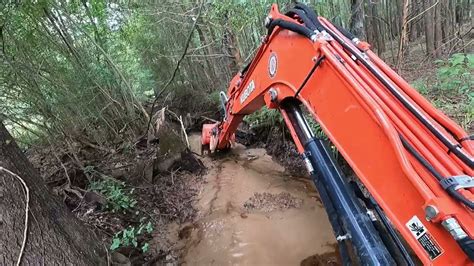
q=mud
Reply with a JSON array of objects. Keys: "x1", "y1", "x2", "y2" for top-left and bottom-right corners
[
  {"x1": 244, "y1": 192, "x2": 303, "y2": 212},
  {"x1": 174, "y1": 134, "x2": 339, "y2": 265}
]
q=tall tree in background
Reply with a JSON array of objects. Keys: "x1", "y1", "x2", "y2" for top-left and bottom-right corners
[
  {"x1": 0, "y1": 123, "x2": 106, "y2": 264},
  {"x1": 434, "y1": 2, "x2": 443, "y2": 57},
  {"x1": 425, "y1": 0, "x2": 437, "y2": 57},
  {"x1": 365, "y1": 1, "x2": 385, "y2": 53},
  {"x1": 396, "y1": 0, "x2": 410, "y2": 70},
  {"x1": 350, "y1": 0, "x2": 366, "y2": 39}
]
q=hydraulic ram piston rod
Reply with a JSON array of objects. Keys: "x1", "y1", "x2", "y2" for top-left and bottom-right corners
[{"x1": 282, "y1": 102, "x2": 394, "y2": 265}]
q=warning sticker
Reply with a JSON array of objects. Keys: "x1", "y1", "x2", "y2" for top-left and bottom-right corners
[{"x1": 406, "y1": 215, "x2": 443, "y2": 260}]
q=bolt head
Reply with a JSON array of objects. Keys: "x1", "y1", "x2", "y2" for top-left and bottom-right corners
[
  {"x1": 268, "y1": 88, "x2": 277, "y2": 102},
  {"x1": 425, "y1": 205, "x2": 439, "y2": 221}
]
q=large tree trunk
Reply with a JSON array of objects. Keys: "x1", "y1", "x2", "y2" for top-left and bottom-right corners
[
  {"x1": 350, "y1": 0, "x2": 366, "y2": 39},
  {"x1": 222, "y1": 13, "x2": 242, "y2": 74},
  {"x1": 0, "y1": 123, "x2": 105, "y2": 265},
  {"x1": 434, "y1": 2, "x2": 443, "y2": 57},
  {"x1": 366, "y1": 1, "x2": 385, "y2": 54},
  {"x1": 371, "y1": 2, "x2": 385, "y2": 54},
  {"x1": 425, "y1": 0, "x2": 436, "y2": 56}
]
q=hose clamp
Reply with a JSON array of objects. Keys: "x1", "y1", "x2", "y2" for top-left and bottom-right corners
[{"x1": 440, "y1": 175, "x2": 474, "y2": 190}]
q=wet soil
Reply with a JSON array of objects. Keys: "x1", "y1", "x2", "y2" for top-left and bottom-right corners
[{"x1": 170, "y1": 134, "x2": 339, "y2": 265}]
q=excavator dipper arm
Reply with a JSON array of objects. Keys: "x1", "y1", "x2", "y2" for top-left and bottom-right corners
[{"x1": 202, "y1": 3, "x2": 474, "y2": 265}]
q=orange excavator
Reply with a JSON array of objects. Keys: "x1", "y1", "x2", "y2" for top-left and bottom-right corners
[{"x1": 201, "y1": 3, "x2": 473, "y2": 265}]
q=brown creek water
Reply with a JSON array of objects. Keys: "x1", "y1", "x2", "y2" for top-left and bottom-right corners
[{"x1": 180, "y1": 134, "x2": 339, "y2": 265}]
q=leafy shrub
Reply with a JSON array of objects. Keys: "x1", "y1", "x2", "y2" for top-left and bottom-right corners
[
  {"x1": 435, "y1": 53, "x2": 473, "y2": 93},
  {"x1": 411, "y1": 79, "x2": 429, "y2": 95},
  {"x1": 412, "y1": 53, "x2": 473, "y2": 129},
  {"x1": 89, "y1": 179, "x2": 137, "y2": 212},
  {"x1": 110, "y1": 221, "x2": 153, "y2": 252},
  {"x1": 304, "y1": 114, "x2": 328, "y2": 140},
  {"x1": 244, "y1": 106, "x2": 329, "y2": 138},
  {"x1": 243, "y1": 107, "x2": 283, "y2": 129}
]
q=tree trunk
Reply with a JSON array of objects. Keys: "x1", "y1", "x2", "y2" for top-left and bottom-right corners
[
  {"x1": 434, "y1": 2, "x2": 443, "y2": 57},
  {"x1": 365, "y1": 2, "x2": 375, "y2": 48},
  {"x1": 366, "y1": 1, "x2": 385, "y2": 54},
  {"x1": 350, "y1": 0, "x2": 366, "y2": 39},
  {"x1": 424, "y1": 0, "x2": 436, "y2": 56},
  {"x1": 0, "y1": 123, "x2": 105, "y2": 265},
  {"x1": 222, "y1": 13, "x2": 242, "y2": 74},
  {"x1": 408, "y1": 0, "x2": 419, "y2": 41},
  {"x1": 396, "y1": 0, "x2": 410, "y2": 70},
  {"x1": 372, "y1": 2, "x2": 385, "y2": 54}
]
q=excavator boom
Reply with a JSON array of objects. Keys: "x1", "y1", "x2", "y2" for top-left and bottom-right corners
[{"x1": 202, "y1": 3, "x2": 474, "y2": 265}]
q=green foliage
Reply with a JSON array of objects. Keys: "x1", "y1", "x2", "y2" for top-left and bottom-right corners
[
  {"x1": 435, "y1": 53, "x2": 473, "y2": 93},
  {"x1": 4, "y1": 122, "x2": 43, "y2": 150},
  {"x1": 89, "y1": 179, "x2": 137, "y2": 212},
  {"x1": 302, "y1": 114, "x2": 324, "y2": 140},
  {"x1": 413, "y1": 53, "x2": 473, "y2": 129},
  {"x1": 110, "y1": 221, "x2": 153, "y2": 252},
  {"x1": 1, "y1": 1, "x2": 147, "y2": 146},
  {"x1": 208, "y1": 91, "x2": 222, "y2": 106},
  {"x1": 244, "y1": 107, "x2": 283, "y2": 128},
  {"x1": 244, "y1": 106, "x2": 329, "y2": 139},
  {"x1": 411, "y1": 79, "x2": 429, "y2": 95}
]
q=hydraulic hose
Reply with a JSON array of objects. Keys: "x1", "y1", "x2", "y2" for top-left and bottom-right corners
[
  {"x1": 285, "y1": 8, "x2": 317, "y2": 31},
  {"x1": 266, "y1": 19, "x2": 315, "y2": 40},
  {"x1": 333, "y1": 23, "x2": 357, "y2": 41},
  {"x1": 293, "y1": 3, "x2": 324, "y2": 31},
  {"x1": 401, "y1": 136, "x2": 473, "y2": 209}
]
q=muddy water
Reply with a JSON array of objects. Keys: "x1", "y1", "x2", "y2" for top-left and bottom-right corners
[{"x1": 182, "y1": 135, "x2": 338, "y2": 265}]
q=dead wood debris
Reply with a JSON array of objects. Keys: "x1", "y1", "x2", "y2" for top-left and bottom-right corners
[{"x1": 26, "y1": 114, "x2": 205, "y2": 264}]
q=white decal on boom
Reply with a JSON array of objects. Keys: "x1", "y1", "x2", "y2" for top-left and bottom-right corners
[{"x1": 240, "y1": 80, "x2": 255, "y2": 104}]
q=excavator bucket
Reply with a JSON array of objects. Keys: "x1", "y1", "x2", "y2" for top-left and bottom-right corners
[
  {"x1": 201, "y1": 122, "x2": 236, "y2": 154},
  {"x1": 201, "y1": 123, "x2": 218, "y2": 155}
]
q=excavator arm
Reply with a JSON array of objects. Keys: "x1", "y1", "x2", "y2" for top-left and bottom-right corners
[{"x1": 201, "y1": 3, "x2": 474, "y2": 265}]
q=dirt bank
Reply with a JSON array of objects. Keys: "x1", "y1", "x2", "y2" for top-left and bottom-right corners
[{"x1": 169, "y1": 134, "x2": 339, "y2": 265}]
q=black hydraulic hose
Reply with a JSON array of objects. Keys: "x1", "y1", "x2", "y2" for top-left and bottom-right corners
[
  {"x1": 293, "y1": 3, "x2": 324, "y2": 31},
  {"x1": 320, "y1": 23, "x2": 474, "y2": 168},
  {"x1": 400, "y1": 136, "x2": 474, "y2": 209},
  {"x1": 457, "y1": 237, "x2": 474, "y2": 261},
  {"x1": 400, "y1": 137, "x2": 444, "y2": 182},
  {"x1": 459, "y1": 135, "x2": 474, "y2": 142},
  {"x1": 333, "y1": 23, "x2": 357, "y2": 41},
  {"x1": 295, "y1": 55, "x2": 325, "y2": 97},
  {"x1": 285, "y1": 8, "x2": 317, "y2": 31},
  {"x1": 447, "y1": 187, "x2": 474, "y2": 210},
  {"x1": 266, "y1": 19, "x2": 315, "y2": 40}
]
